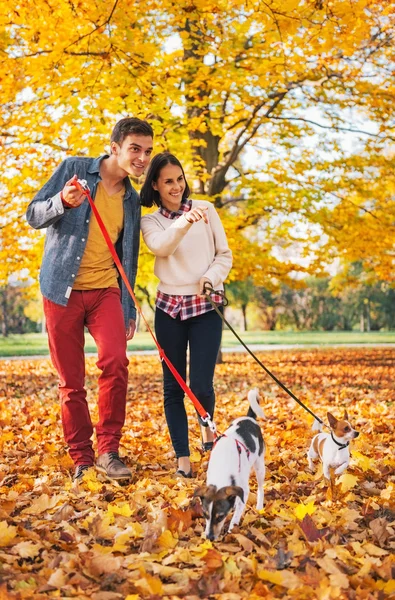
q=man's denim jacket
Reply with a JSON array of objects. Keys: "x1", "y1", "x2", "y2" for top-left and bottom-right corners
[{"x1": 26, "y1": 155, "x2": 140, "y2": 325}]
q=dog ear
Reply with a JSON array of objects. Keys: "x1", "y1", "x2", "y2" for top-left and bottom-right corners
[
  {"x1": 193, "y1": 485, "x2": 217, "y2": 500},
  {"x1": 343, "y1": 409, "x2": 349, "y2": 421},
  {"x1": 218, "y1": 486, "x2": 245, "y2": 503},
  {"x1": 327, "y1": 412, "x2": 337, "y2": 428}
]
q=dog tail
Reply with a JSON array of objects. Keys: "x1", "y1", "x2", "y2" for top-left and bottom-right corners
[
  {"x1": 247, "y1": 388, "x2": 265, "y2": 420},
  {"x1": 312, "y1": 419, "x2": 323, "y2": 432}
]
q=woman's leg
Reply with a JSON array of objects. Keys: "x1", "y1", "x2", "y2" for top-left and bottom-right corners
[
  {"x1": 188, "y1": 308, "x2": 223, "y2": 444},
  {"x1": 155, "y1": 308, "x2": 190, "y2": 468}
]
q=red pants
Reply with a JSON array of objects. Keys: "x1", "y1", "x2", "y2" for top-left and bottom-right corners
[{"x1": 44, "y1": 288, "x2": 129, "y2": 466}]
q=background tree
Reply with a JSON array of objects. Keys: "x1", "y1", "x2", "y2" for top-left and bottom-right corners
[
  {"x1": 226, "y1": 279, "x2": 256, "y2": 331},
  {"x1": 0, "y1": 0, "x2": 394, "y2": 296}
]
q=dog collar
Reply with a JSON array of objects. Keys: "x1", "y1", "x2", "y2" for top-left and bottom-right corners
[{"x1": 331, "y1": 432, "x2": 349, "y2": 450}]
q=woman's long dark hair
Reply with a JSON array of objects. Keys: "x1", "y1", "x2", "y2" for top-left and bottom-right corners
[{"x1": 140, "y1": 152, "x2": 191, "y2": 208}]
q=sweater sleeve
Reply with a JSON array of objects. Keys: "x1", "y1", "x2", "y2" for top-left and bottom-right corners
[
  {"x1": 203, "y1": 204, "x2": 233, "y2": 288},
  {"x1": 141, "y1": 213, "x2": 193, "y2": 257}
]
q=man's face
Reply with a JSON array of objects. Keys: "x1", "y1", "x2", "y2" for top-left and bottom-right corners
[{"x1": 111, "y1": 134, "x2": 153, "y2": 177}]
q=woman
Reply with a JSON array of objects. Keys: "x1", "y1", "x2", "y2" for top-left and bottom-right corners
[{"x1": 140, "y1": 153, "x2": 232, "y2": 478}]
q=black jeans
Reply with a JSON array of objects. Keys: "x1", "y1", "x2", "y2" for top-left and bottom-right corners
[{"x1": 155, "y1": 307, "x2": 223, "y2": 458}]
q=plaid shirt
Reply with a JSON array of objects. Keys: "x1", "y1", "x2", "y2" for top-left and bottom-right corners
[{"x1": 156, "y1": 198, "x2": 223, "y2": 320}]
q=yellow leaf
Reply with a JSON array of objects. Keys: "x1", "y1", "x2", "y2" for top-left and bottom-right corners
[
  {"x1": 127, "y1": 522, "x2": 144, "y2": 538},
  {"x1": 107, "y1": 502, "x2": 133, "y2": 519},
  {"x1": 329, "y1": 571, "x2": 349, "y2": 589},
  {"x1": 136, "y1": 571, "x2": 163, "y2": 596},
  {"x1": 294, "y1": 500, "x2": 316, "y2": 520},
  {"x1": 258, "y1": 569, "x2": 300, "y2": 589},
  {"x1": 363, "y1": 543, "x2": 388, "y2": 557},
  {"x1": 352, "y1": 451, "x2": 375, "y2": 472},
  {"x1": 113, "y1": 523, "x2": 144, "y2": 552},
  {"x1": 23, "y1": 494, "x2": 61, "y2": 515},
  {"x1": 338, "y1": 473, "x2": 358, "y2": 493},
  {"x1": 192, "y1": 540, "x2": 213, "y2": 557},
  {"x1": 125, "y1": 596, "x2": 141, "y2": 600},
  {"x1": 380, "y1": 483, "x2": 393, "y2": 500},
  {"x1": 79, "y1": 469, "x2": 102, "y2": 492},
  {"x1": 0, "y1": 521, "x2": 17, "y2": 547},
  {"x1": 158, "y1": 529, "x2": 178, "y2": 550},
  {"x1": 376, "y1": 580, "x2": 395, "y2": 594},
  {"x1": 190, "y1": 449, "x2": 201, "y2": 463},
  {"x1": 357, "y1": 560, "x2": 372, "y2": 577}
]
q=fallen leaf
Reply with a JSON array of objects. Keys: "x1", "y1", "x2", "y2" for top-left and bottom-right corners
[
  {"x1": 298, "y1": 514, "x2": 330, "y2": 542},
  {"x1": 258, "y1": 568, "x2": 301, "y2": 589},
  {"x1": 294, "y1": 500, "x2": 316, "y2": 520},
  {"x1": 338, "y1": 473, "x2": 358, "y2": 493},
  {"x1": 201, "y1": 548, "x2": 223, "y2": 570},
  {"x1": 0, "y1": 521, "x2": 17, "y2": 547},
  {"x1": 14, "y1": 541, "x2": 41, "y2": 559}
]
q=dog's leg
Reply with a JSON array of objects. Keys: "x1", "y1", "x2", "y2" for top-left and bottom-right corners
[
  {"x1": 334, "y1": 461, "x2": 349, "y2": 476},
  {"x1": 254, "y1": 457, "x2": 265, "y2": 510},
  {"x1": 228, "y1": 495, "x2": 246, "y2": 531},
  {"x1": 307, "y1": 443, "x2": 318, "y2": 472},
  {"x1": 323, "y1": 464, "x2": 331, "y2": 480}
]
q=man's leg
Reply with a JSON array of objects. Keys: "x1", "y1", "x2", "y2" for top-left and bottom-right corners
[
  {"x1": 43, "y1": 293, "x2": 94, "y2": 466},
  {"x1": 85, "y1": 288, "x2": 129, "y2": 456},
  {"x1": 155, "y1": 308, "x2": 189, "y2": 462}
]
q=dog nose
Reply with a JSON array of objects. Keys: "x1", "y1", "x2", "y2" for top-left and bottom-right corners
[
  {"x1": 354, "y1": 431, "x2": 359, "y2": 438},
  {"x1": 207, "y1": 532, "x2": 215, "y2": 541}
]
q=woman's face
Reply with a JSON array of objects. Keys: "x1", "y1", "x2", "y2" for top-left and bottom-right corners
[{"x1": 153, "y1": 163, "x2": 186, "y2": 211}]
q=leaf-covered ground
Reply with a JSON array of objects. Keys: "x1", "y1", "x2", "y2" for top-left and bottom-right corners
[{"x1": 0, "y1": 347, "x2": 394, "y2": 600}]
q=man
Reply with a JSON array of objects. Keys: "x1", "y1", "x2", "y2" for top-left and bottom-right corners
[{"x1": 26, "y1": 117, "x2": 154, "y2": 481}]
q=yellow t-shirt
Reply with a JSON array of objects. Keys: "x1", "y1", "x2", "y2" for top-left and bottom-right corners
[{"x1": 73, "y1": 182, "x2": 124, "y2": 290}]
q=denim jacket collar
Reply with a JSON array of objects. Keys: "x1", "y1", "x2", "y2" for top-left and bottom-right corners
[{"x1": 88, "y1": 155, "x2": 135, "y2": 199}]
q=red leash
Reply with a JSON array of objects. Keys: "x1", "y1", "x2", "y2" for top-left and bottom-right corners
[{"x1": 74, "y1": 178, "x2": 216, "y2": 432}]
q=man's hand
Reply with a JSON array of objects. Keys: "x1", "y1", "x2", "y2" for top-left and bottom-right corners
[
  {"x1": 199, "y1": 277, "x2": 212, "y2": 296},
  {"x1": 61, "y1": 174, "x2": 86, "y2": 208},
  {"x1": 126, "y1": 319, "x2": 136, "y2": 341},
  {"x1": 185, "y1": 205, "x2": 209, "y2": 224}
]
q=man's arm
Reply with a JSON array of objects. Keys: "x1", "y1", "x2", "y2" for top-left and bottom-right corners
[{"x1": 26, "y1": 158, "x2": 83, "y2": 229}]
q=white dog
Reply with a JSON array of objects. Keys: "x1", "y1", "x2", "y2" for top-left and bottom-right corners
[
  {"x1": 194, "y1": 389, "x2": 265, "y2": 540},
  {"x1": 307, "y1": 410, "x2": 359, "y2": 480}
]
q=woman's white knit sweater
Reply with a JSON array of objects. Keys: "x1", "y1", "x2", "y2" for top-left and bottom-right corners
[{"x1": 141, "y1": 200, "x2": 232, "y2": 295}]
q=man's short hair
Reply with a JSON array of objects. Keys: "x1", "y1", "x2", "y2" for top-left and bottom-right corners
[{"x1": 111, "y1": 118, "x2": 154, "y2": 146}]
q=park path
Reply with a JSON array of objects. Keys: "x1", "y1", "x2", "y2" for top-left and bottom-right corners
[{"x1": 1, "y1": 342, "x2": 395, "y2": 361}]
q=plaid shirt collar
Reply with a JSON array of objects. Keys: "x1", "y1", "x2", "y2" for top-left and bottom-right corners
[{"x1": 159, "y1": 198, "x2": 192, "y2": 220}]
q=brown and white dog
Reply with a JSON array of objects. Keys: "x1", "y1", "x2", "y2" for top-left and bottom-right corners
[
  {"x1": 307, "y1": 411, "x2": 359, "y2": 480},
  {"x1": 194, "y1": 389, "x2": 265, "y2": 541}
]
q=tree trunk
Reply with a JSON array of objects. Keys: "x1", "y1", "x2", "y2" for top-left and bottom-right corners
[
  {"x1": 360, "y1": 310, "x2": 364, "y2": 332},
  {"x1": 1, "y1": 287, "x2": 9, "y2": 337},
  {"x1": 241, "y1": 304, "x2": 248, "y2": 331},
  {"x1": 366, "y1": 300, "x2": 371, "y2": 332}
]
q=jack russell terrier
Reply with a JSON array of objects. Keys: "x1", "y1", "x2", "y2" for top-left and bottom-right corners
[
  {"x1": 307, "y1": 410, "x2": 359, "y2": 480},
  {"x1": 194, "y1": 389, "x2": 265, "y2": 541}
]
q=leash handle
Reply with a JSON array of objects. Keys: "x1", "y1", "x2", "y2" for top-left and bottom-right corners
[
  {"x1": 202, "y1": 281, "x2": 229, "y2": 307},
  {"x1": 203, "y1": 284, "x2": 326, "y2": 428},
  {"x1": 73, "y1": 179, "x2": 214, "y2": 426}
]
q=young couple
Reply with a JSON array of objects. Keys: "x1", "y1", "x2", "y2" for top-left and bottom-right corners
[{"x1": 26, "y1": 118, "x2": 232, "y2": 481}]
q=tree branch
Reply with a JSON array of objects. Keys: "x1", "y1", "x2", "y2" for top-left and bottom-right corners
[{"x1": 267, "y1": 115, "x2": 394, "y2": 140}]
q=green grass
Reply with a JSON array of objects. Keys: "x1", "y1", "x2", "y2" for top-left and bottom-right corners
[{"x1": 0, "y1": 330, "x2": 394, "y2": 357}]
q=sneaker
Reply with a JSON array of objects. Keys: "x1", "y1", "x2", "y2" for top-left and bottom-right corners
[
  {"x1": 202, "y1": 441, "x2": 214, "y2": 452},
  {"x1": 96, "y1": 452, "x2": 132, "y2": 480},
  {"x1": 175, "y1": 469, "x2": 194, "y2": 479},
  {"x1": 73, "y1": 465, "x2": 92, "y2": 481}
]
